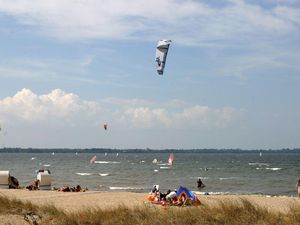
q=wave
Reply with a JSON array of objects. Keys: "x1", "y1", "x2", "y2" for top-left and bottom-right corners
[
  {"x1": 248, "y1": 162, "x2": 270, "y2": 166},
  {"x1": 160, "y1": 166, "x2": 170, "y2": 169},
  {"x1": 157, "y1": 163, "x2": 168, "y2": 166},
  {"x1": 219, "y1": 177, "x2": 239, "y2": 181},
  {"x1": 266, "y1": 167, "x2": 282, "y2": 171},
  {"x1": 94, "y1": 161, "x2": 120, "y2": 164},
  {"x1": 256, "y1": 167, "x2": 282, "y2": 171},
  {"x1": 76, "y1": 173, "x2": 92, "y2": 176},
  {"x1": 190, "y1": 176, "x2": 209, "y2": 180},
  {"x1": 153, "y1": 169, "x2": 159, "y2": 172},
  {"x1": 109, "y1": 186, "x2": 144, "y2": 190},
  {"x1": 99, "y1": 173, "x2": 109, "y2": 176},
  {"x1": 43, "y1": 164, "x2": 51, "y2": 167},
  {"x1": 194, "y1": 191, "x2": 231, "y2": 195}
]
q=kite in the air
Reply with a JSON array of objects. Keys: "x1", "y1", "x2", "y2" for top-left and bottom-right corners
[{"x1": 155, "y1": 40, "x2": 172, "y2": 75}]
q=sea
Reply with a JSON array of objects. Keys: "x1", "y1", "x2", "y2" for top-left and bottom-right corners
[{"x1": 0, "y1": 151, "x2": 299, "y2": 196}]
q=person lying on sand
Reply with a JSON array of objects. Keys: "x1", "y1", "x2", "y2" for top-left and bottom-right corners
[
  {"x1": 57, "y1": 185, "x2": 87, "y2": 192},
  {"x1": 26, "y1": 180, "x2": 39, "y2": 191}
]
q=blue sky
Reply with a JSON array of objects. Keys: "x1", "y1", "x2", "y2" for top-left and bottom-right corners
[{"x1": 0, "y1": 0, "x2": 299, "y2": 149}]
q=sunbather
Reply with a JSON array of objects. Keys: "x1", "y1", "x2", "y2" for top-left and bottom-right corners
[{"x1": 26, "y1": 180, "x2": 39, "y2": 191}]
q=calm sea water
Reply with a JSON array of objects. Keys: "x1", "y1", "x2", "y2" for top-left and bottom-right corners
[{"x1": 0, "y1": 152, "x2": 299, "y2": 196}]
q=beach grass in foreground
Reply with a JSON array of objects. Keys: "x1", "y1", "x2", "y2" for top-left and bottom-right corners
[{"x1": 1, "y1": 195, "x2": 300, "y2": 225}]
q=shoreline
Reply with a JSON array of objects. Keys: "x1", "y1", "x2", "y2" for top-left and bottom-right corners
[{"x1": 0, "y1": 189, "x2": 299, "y2": 213}]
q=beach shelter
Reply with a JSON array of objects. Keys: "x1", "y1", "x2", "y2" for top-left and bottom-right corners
[
  {"x1": 0, "y1": 171, "x2": 9, "y2": 189},
  {"x1": 176, "y1": 186, "x2": 200, "y2": 205},
  {"x1": 37, "y1": 169, "x2": 51, "y2": 190}
]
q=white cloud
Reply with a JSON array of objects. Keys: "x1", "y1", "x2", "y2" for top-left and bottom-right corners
[
  {"x1": 115, "y1": 105, "x2": 241, "y2": 129},
  {"x1": 214, "y1": 45, "x2": 300, "y2": 81},
  {"x1": 0, "y1": 57, "x2": 102, "y2": 84},
  {"x1": 0, "y1": 0, "x2": 298, "y2": 45},
  {"x1": 0, "y1": 89, "x2": 244, "y2": 148},
  {"x1": 274, "y1": 6, "x2": 300, "y2": 25},
  {"x1": 262, "y1": 0, "x2": 300, "y2": 4},
  {"x1": 0, "y1": 88, "x2": 101, "y2": 124},
  {"x1": 102, "y1": 97, "x2": 153, "y2": 107},
  {"x1": 0, "y1": 0, "x2": 205, "y2": 41},
  {"x1": 0, "y1": 89, "x2": 242, "y2": 130}
]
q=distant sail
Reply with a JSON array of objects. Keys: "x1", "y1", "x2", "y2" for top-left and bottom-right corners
[
  {"x1": 90, "y1": 155, "x2": 97, "y2": 163},
  {"x1": 155, "y1": 40, "x2": 172, "y2": 75},
  {"x1": 168, "y1": 153, "x2": 174, "y2": 166}
]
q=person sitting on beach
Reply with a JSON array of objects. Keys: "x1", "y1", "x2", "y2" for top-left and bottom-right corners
[
  {"x1": 151, "y1": 185, "x2": 159, "y2": 194},
  {"x1": 58, "y1": 185, "x2": 85, "y2": 192},
  {"x1": 75, "y1": 185, "x2": 82, "y2": 192},
  {"x1": 59, "y1": 186, "x2": 71, "y2": 192},
  {"x1": 197, "y1": 178, "x2": 205, "y2": 189},
  {"x1": 166, "y1": 189, "x2": 177, "y2": 203},
  {"x1": 159, "y1": 190, "x2": 171, "y2": 201},
  {"x1": 296, "y1": 179, "x2": 300, "y2": 197},
  {"x1": 173, "y1": 193, "x2": 186, "y2": 206},
  {"x1": 26, "y1": 180, "x2": 39, "y2": 191},
  {"x1": 8, "y1": 175, "x2": 19, "y2": 189}
]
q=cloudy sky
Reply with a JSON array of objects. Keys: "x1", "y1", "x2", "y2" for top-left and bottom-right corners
[{"x1": 0, "y1": 0, "x2": 299, "y2": 149}]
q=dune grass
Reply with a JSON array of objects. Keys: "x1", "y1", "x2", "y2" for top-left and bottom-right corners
[{"x1": 0, "y1": 195, "x2": 300, "y2": 225}]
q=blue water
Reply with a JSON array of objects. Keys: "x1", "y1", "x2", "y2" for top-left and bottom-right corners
[{"x1": 0, "y1": 152, "x2": 299, "y2": 196}]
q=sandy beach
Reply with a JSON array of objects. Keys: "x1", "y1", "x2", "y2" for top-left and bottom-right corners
[{"x1": 0, "y1": 189, "x2": 299, "y2": 213}]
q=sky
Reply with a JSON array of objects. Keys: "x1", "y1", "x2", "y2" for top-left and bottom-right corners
[{"x1": 0, "y1": 0, "x2": 299, "y2": 149}]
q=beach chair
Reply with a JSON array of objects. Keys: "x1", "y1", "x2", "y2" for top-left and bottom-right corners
[
  {"x1": 37, "y1": 170, "x2": 51, "y2": 190},
  {"x1": 0, "y1": 170, "x2": 10, "y2": 189}
]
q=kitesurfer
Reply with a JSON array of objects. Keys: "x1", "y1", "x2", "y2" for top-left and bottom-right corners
[{"x1": 197, "y1": 178, "x2": 205, "y2": 189}]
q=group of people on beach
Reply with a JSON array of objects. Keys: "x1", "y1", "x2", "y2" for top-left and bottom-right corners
[
  {"x1": 8, "y1": 170, "x2": 300, "y2": 198},
  {"x1": 53, "y1": 185, "x2": 87, "y2": 192},
  {"x1": 147, "y1": 183, "x2": 201, "y2": 206},
  {"x1": 8, "y1": 169, "x2": 87, "y2": 192},
  {"x1": 147, "y1": 185, "x2": 183, "y2": 206},
  {"x1": 25, "y1": 181, "x2": 87, "y2": 192}
]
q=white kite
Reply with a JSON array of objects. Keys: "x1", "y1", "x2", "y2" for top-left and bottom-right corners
[{"x1": 155, "y1": 40, "x2": 172, "y2": 75}]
